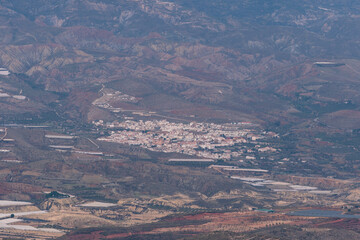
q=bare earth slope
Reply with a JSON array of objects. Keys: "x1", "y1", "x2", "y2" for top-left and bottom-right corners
[{"x1": 0, "y1": 0, "x2": 359, "y2": 239}]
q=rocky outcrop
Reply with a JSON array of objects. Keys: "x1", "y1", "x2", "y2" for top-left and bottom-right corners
[{"x1": 40, "y1": 197, "x2": 79, "y2": 211}]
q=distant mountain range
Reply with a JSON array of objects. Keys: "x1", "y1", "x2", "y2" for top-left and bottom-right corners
[{"x1": 0, "y1": 0, "x2": 360, "y2": 175}]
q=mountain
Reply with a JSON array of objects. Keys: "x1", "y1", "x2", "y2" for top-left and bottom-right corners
[{"x1": 0, "y1": 1, "x2": 360, "y2": 239}]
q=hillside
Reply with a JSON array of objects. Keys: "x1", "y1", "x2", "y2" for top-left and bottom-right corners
[{"x1": 0, "y1": 0, "x2": 359, "y2": 239}]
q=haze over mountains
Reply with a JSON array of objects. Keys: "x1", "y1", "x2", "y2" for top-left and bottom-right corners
[
  {"x1": 1, "y1": 0, "x2": 360, "y2": 115},
  {"x1": 0, "y1": 1, "x2": 360, "y2": 239},
  {"x1": 1, "y1": 0, "x2": 360, "y2": 174}
]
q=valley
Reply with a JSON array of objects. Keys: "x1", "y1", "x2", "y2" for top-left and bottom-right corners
[{"x1": 0, "y1": 0, "x2": 359, "y2": 239}]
